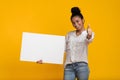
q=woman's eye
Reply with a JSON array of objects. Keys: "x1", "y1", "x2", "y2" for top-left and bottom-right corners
[{"x1": 72, "y1": 22, "x2": 75, "y2": 25}]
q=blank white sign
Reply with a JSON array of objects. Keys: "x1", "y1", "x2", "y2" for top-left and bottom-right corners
[{"x1": 20, "y1": 32, "x2": 65, "y2": 64}]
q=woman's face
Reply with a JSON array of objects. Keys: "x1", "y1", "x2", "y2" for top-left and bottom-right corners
[{"x1": 71, "y1": 16, "x2": 84, "y2": 31}]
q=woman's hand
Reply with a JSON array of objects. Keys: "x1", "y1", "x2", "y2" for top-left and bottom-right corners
[
  {"x1": 87, "y1": 24, "x2": 92, "y2": 39},
  {"x1": 36, "y1": 60, "x2": 43, "y2": 64}
]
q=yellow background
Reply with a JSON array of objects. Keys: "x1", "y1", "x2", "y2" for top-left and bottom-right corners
[{"x1": 0, "y1": 0, "x2": 120, "y2": 80}]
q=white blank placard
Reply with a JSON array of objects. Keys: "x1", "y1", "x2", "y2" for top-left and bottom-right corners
[{"x1": 20, "y1": 32, "x2": 65, "y2": 64}]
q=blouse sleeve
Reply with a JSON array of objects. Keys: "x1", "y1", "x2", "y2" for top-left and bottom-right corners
[{"x1": 64, "y1": 33, "x2": 69, "y2": 53}]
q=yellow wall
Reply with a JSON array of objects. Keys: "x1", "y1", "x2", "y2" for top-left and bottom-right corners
[{"x1": 0, "y1": 0, "x2": 120, "y2": 80}]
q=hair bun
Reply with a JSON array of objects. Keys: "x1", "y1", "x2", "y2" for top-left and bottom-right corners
[{"x1": 71, "y1": 7, "x2": 81, "y2": 15}]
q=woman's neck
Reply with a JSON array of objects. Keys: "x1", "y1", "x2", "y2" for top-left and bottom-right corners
[{"x1": 76, "y1": 27, "x2": 85, "y2": 34}]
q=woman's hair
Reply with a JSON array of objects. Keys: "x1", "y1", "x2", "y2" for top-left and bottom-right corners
[{"x1": 71, "y1": 7, "x2": 84, "y2": 20}]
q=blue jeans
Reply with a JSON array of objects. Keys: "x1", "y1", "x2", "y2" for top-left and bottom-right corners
[{"x1": 64, "y1": 62, "x2": 90, "y2": 80}]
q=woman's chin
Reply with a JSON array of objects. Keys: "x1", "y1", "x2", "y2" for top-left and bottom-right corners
[{"x1": 76, "y1": 28, "x2": 81, "y2": 31}]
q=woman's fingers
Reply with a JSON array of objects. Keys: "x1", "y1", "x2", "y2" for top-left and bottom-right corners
[
  {"x1": 87, "y1": 24, "x2": 92, "y2": 35},
  {"x1": 87, "y1": 24, "x2": 90, "y2": 29},
  {"x1": 36, "y1": 60, "x2": 43, "y2": 64}
]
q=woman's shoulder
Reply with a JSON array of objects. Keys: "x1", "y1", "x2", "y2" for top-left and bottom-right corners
[
  {"x1": 67, "y1": 30, "x2": 75, "y2": 35},
  {"x1": 82, "y1": 30, "x2": 87, "y2": 34},
  {"x1": 82, "y1": 30, "x2": 95, "y2": 36}
]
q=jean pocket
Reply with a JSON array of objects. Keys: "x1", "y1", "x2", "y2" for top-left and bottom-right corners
[
  {"x1": 77, "y1": 62, "x2": 88, "y2": 67},
  {"x1": 76, "y1": 65, "x2": 90, "y2": 73}
]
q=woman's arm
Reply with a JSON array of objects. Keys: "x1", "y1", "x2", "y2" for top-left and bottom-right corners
[
  {"x1": 87, "y1": 24, "x2": 92, "y2": 40},
  {"x1": 86, "y1": 24, "x2": 94, "y2": 43}
]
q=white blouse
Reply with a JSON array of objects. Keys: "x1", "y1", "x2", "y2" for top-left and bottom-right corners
[{"x1": 64, "y1": 30, "x2": 94, "y2": 67}]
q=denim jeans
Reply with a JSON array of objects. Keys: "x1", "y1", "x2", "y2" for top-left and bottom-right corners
[{"x1": 64, "y1": 62, "x2": 90, "y2": 80}]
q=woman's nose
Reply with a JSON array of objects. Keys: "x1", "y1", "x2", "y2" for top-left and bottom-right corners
[{"x1": 74, "y1": 23, "x2": 77, "y2": 27}]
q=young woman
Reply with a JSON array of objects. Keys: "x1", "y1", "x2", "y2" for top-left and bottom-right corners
[
  {"x1": 63, "y1": 7, "x2": 94, "y2": 80},
  {"x1": 37, "y1": 7, "x2": 94, "y2": 80}
]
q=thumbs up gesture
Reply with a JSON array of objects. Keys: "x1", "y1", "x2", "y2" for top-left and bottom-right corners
[{"x1": 87, "y1": 24, "x2": 92, "y2": 39}]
